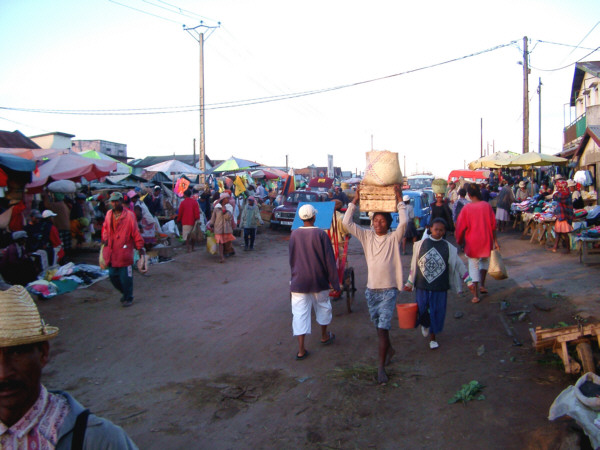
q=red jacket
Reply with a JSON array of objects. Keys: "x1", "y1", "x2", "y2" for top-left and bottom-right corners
[
  {"x1": 101, "y1": 208, "x2": 144, "y2": 267},
  {"x1": 455, "y1": 200, "x2": 496, "y2": 258},
  {"x1": 177, "y1": 198, "x2": 200, "y2": 226}
]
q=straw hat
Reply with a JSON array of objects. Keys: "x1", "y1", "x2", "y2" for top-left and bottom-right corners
[
  {"x1": 567, "y1": 179, "x2": 576, "y2": 187},
  {"x1": 0, "y1": 286, "x2": 59, "y2": 346},
  {"x1": 519, "y1": 181, "x2": 526, "y2": 188}
]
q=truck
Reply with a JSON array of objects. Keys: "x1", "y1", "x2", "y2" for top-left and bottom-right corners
[{"x1": 406, "y1": 174, "x2": 434, "y2": 190}]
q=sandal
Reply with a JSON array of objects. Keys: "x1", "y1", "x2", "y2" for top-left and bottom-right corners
[
  {"x1": 321, "y1": 332, "x2": 335, "y2": 345},
  {"x1": 295, "y1": 350, "x2": 309, "y2": 360},
  {"x1": 471, "y1": 297, "x2": 481, "y2": 304},
  {"x1": 479, "y1": 287, "x2": 488, "y2": 294}
]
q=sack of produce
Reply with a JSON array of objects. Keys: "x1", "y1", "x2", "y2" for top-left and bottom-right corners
[
  {"x1": 48, "y1": 180, "x2": 77, "y2": 193},
  {"x1": 362, "y1": 151, "x2": 403, "y2": 186},
  {"x1": 432, "y1": 178, "x2": 448, "y2": 195},
  {"x1": 488, "y1": 249, "x2": 508, "y2": 280}
]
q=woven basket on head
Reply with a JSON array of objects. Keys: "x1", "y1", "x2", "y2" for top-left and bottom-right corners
[
  {"x1": 0, "y1": 286, "x2": 59, "y2": 346},
  {"x1": 359, "y1": 185, "x2": 397, "y2": 212},
  {"x1": 362, "y1": 151, "x2": 403, "y2": 186}
]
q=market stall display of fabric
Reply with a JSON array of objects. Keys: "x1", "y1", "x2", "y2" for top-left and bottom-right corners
[{"x1": 26, "y1": 263, "x2": 109, "y2": 299}]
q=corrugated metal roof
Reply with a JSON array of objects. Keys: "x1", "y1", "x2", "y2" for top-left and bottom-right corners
[
  {"x1": 130, "y1": 154, "x2": 214, "y2": 168},
  {"x1": 570, "y1": 61, "x2": 600, "y2": 106},
  {"x1": 0, "y1": 130, "x2": 41, "y2": 149}
]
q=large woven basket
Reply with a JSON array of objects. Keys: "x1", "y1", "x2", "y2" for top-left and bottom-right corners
[{"x1": 359, "y1": 185, "x2": 397, "y2": 212}]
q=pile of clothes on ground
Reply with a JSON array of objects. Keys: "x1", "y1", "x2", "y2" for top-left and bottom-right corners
[{"x1": 26, "y1": 262, "x2": 108, "y2": 299}]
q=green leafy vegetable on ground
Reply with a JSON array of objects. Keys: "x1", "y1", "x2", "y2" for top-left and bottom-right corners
[{"x1": 449, "y1": 380, "x2": 485, "y2": 404}]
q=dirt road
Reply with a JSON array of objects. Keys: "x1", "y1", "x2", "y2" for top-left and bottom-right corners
[{"x1": 38, "y1": 226, "x2": 600, "y2": 448}]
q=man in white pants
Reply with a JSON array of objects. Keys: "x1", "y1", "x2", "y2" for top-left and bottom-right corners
[{"x1": 288, "y1": 204, "x2": 341, "y2": 360}]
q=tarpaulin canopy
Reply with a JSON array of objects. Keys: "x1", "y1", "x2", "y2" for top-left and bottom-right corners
[
  {"x1": 211, "y1": 156, "x2": 260, "y2": 173},
  {"x1": 80, "y1": 150, "x2": 132, "y2": 174},
  {"x1": 27, "y1": 154, "x2": 117, "y2": 191},
  {"x1": 144, "y1": 159, "x2": 202, "y2": 175},
  {"x1": 447, "y1": 170, "x2": 489, "y2": 182},
  {"x1": 497, "y1": 152, "x2": 568, "y2": 168}
]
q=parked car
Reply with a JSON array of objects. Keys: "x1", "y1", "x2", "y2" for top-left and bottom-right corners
[
  {"x1": 358, "y1": 189, "x2": 431, "y2": 237},
  {"x1": 270, "y1": 190, "x2": 323, "y2": 229}
]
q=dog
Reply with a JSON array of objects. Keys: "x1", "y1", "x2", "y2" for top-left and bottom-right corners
[{"x1": 342, "y1": 267, "x2": 357, "y2": 313}]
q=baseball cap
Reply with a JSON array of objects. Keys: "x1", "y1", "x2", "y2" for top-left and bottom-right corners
[
  {"x1": 41, "y1": 210, "x2": 57, "y2": 219},
  {"x1": 298, "y1": 204, "x2": 317, "y2": 220},
  {"x1": 109, "y1": 192, "x2": 124, "y2": 202}
]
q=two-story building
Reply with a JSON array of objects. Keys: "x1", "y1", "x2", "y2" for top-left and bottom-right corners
[
  {"x1": 563, "y1": 62, "x2": 600, "y2": 196},
  {"x1": 72, "y1": 139, "x2": 128, "y2": 164}
]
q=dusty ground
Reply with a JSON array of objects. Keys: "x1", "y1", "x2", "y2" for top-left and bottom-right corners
[{"x1": 37, "y1": 224, "x2": 600, "y2": 449}]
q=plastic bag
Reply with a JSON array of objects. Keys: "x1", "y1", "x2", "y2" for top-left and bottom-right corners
[
  {"x1": 206, "y1": 234, "x2": 217, "y2": 255},
  {"x1": 99, "y1": 244, "x2": 109, "y2": 270},
  {"x1": 488, "y1": 249, "x2": 508, "y2": 280}
]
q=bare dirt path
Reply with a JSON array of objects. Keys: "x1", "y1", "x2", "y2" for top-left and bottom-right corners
[{"x1": 38, "y1": 226, "x2": 600, "y2": 449}]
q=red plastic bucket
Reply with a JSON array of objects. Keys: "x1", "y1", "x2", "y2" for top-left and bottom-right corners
[{"x1": 396, "y1": 303, "x2": 418, "y2": 329}]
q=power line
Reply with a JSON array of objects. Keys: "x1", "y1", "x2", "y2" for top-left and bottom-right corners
[
  {"x1": 536, "y1": 39, "x2": 597, "y2": 51},
  {"x1": 560, "y1": 21, "x2": 600, "y2": 62},
  {"x1": 107, "y1": 0, "x2": 184, "y2": 24},
  {"x1": 530, "y1": 45, "x2": 600, "y2": 72},
  {"x1": 0, "y1": 39, "x2": 518, "y2": 116},
  {"x1": 155, "y1": 0, "x2": 217, "y2": 22}
]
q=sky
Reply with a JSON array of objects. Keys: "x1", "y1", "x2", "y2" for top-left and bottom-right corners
[{"x1": 1, "y1": 0, "x2": 599, "y2": 178}]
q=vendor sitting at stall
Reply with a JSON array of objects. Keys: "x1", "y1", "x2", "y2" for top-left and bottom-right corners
[
  {"x1": 0, "y1": 231, "x2": 38, "y2": 285},
  {"x1": 539, "y1": 181, "x2": 553, "y2": 199},
  {"x1": 568, "y1": 179, "x2": 584, "y2": 210},
  {"x1": 516, "y1": 181, "x2": 529, "y2": 201}
]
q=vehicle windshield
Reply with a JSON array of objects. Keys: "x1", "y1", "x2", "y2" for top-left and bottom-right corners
[
  {"x1": 286, "y1": 192, "x2": 316, "y2": 203},
  {"x1": 408, "y1": 178, "x2": 433, "y2": 189}
]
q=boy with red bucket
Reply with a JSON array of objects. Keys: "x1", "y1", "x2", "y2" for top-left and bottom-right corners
[{"x1": 404, "y1": 218, "x2": 471, "y2": 349}]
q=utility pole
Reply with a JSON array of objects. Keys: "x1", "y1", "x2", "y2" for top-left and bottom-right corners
[
  {"x1": 537, "y1": 77, "x2": 543, "y2": 153},
  {"x1": 480, "y1": 118, "x2": 483, "y2": 157},
  {"x1": 522, "y1": 36, "x2": 530, "y2": 154},
  {"x1": 285, "y1": 154, "x2": 289, "y2": 171},
  {"x1": 184, "y1": 22, "x2": 220, "y2": 184}
]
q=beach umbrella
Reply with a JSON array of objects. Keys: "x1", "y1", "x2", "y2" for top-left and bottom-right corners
[
  {"x1": 468, "y1": 151, "x2": 519, "y2": 170},
  {"x1": 211, "y1": 156, "x2": 260, "y2": 173},
  {"x1": 497, "y1": 152, "x2": 568, "y2": 168},
  {"x1": 144, "y1": 159, "x2": 202, "y2": 175},
  {"x1": 27, "y1": 153, "x2": 117, "y2": 191},
  {"x1": 251, "y1": 169, "x2": 279, "y2": 180},
  {"x1": 80, "y1": 150, "x2": 132, "y2": 174}
]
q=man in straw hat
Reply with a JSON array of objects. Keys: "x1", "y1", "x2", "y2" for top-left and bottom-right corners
[
  {"x1": 289, "y1": 204, "x2": 340, "y2": 361},
  {"x1": 0, "y1": 286, "x2": 137, "y2": 448},
  {"x1": 101, "y1": 192, "x2": 146, "y2": 308}
]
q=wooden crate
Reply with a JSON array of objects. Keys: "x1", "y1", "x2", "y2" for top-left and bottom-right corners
[{"x1": 359, "y1": 185, "x2": 397, "y2": 212}]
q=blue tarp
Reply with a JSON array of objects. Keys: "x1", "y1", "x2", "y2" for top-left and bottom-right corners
[
  {"x1": 291, "y1": 201, "x2": 335, "y2": 230},
  {"x1": 0, "y1": 153, "x2": 35, "y2": 172}
]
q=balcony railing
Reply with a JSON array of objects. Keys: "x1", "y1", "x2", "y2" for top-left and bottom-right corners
[{"x1": 564, "y1": 114, "x2": 586, "y2": 145}]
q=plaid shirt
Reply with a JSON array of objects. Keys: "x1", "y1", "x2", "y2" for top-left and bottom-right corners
[{"x1": 553, "y1": 191, "x2": 574, "y2": 223}]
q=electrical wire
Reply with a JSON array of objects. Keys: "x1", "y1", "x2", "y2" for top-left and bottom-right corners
[
  {"x1": 155, "y1": 0, "x2": 218, "y2": 22},
  {"x1": 561, "y1": 21, "x2": 600, "y2": 62},
  {"x1": 107, "y1": 0, "x2": 184, "y2": 24},
  {"x1": 530, "y1": 45, "x2": 600, "y2": 72},
  {"x1": 0, "y1": 39, "x2": 518, "y2": 116},
  {"x1": 536, "y1": 39, "x2": 597, "y2": 51}
]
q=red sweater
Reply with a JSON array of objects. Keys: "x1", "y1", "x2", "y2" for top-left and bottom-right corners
[
  {"x1": 101, "y1": 209, "x2": 144, "y2": 267},
  {"x1": 177, "y1": 198, "x2": 200, "y2": 226},
  {"x1": 455, "y1": 200, "x2": 496, "y2": 258}
]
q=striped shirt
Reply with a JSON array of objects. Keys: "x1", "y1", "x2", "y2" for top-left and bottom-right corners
[{"x1": 0, "y1": 385, "x2": 70, "y2": 449}]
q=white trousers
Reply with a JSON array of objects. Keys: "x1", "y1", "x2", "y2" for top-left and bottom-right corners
[{"x1": 291, "y1": 290, "x2": 332, "y2": 336}]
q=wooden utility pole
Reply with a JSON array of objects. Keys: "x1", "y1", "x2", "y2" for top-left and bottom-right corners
[
  {"x1": 480, "y1": 118, "x2": 483, "y2": 157},
  {"x1": 537, "y1": 77, "x2": 542, "y2": 153},
  {"x1": 184, "y1": 22, "x2": 220, "y2": 185},
  {"x1": 523, "y1": 36, "x2": 530, "y2": 154}
]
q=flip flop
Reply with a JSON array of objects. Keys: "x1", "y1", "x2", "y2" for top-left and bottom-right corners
[
  {"x1": 479, "y1": 287, "x2": 488, "y2": 294},
  {"x1": 295, "y1": 350, "x2": 309, "y2": 360},
  {"x1": 321, "y1": 332, "x2": 335, "y2": 345},
  {"x1": 471, "y1": 297, "x2": 481, "y2": 304}
]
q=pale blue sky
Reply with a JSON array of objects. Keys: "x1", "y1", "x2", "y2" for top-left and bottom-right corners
[{"x1": 1, "y1": 0, "x2": 599, "y2": 176}]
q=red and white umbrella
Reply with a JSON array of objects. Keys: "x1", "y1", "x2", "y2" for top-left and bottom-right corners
[{"x1": 27, "y1": 153, "x2": 117, "y2": 191}]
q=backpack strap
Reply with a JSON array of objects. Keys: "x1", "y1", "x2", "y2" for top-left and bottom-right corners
[{"x1": 71, "y1": 409, "x2": 90, "y2": 450}]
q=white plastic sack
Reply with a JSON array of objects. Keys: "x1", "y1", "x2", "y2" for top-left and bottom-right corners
[
  {"x1": 48, "y1": 180, "x2": 77, "y2": 193},
  {"x1": 161, "y1": 220, "x2": 180, "y2": 237}
]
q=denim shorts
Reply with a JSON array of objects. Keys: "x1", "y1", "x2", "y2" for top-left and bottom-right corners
[{"x1": 365, "y1": 288, "x2": 398, "y2": 330}]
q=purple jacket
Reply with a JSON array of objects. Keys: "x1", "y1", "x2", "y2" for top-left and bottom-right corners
[{"x1": 289, "y1": 226, "x2": 340, "y2": 293}]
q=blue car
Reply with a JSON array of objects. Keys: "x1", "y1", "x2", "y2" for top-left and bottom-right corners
[{"x1": 390, "y1": 190, "x2": 431, "y2": 233}]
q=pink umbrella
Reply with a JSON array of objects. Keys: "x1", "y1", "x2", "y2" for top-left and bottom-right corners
[{"x1": 27, "y1": 153, "x2": 117, "y2": 191}]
